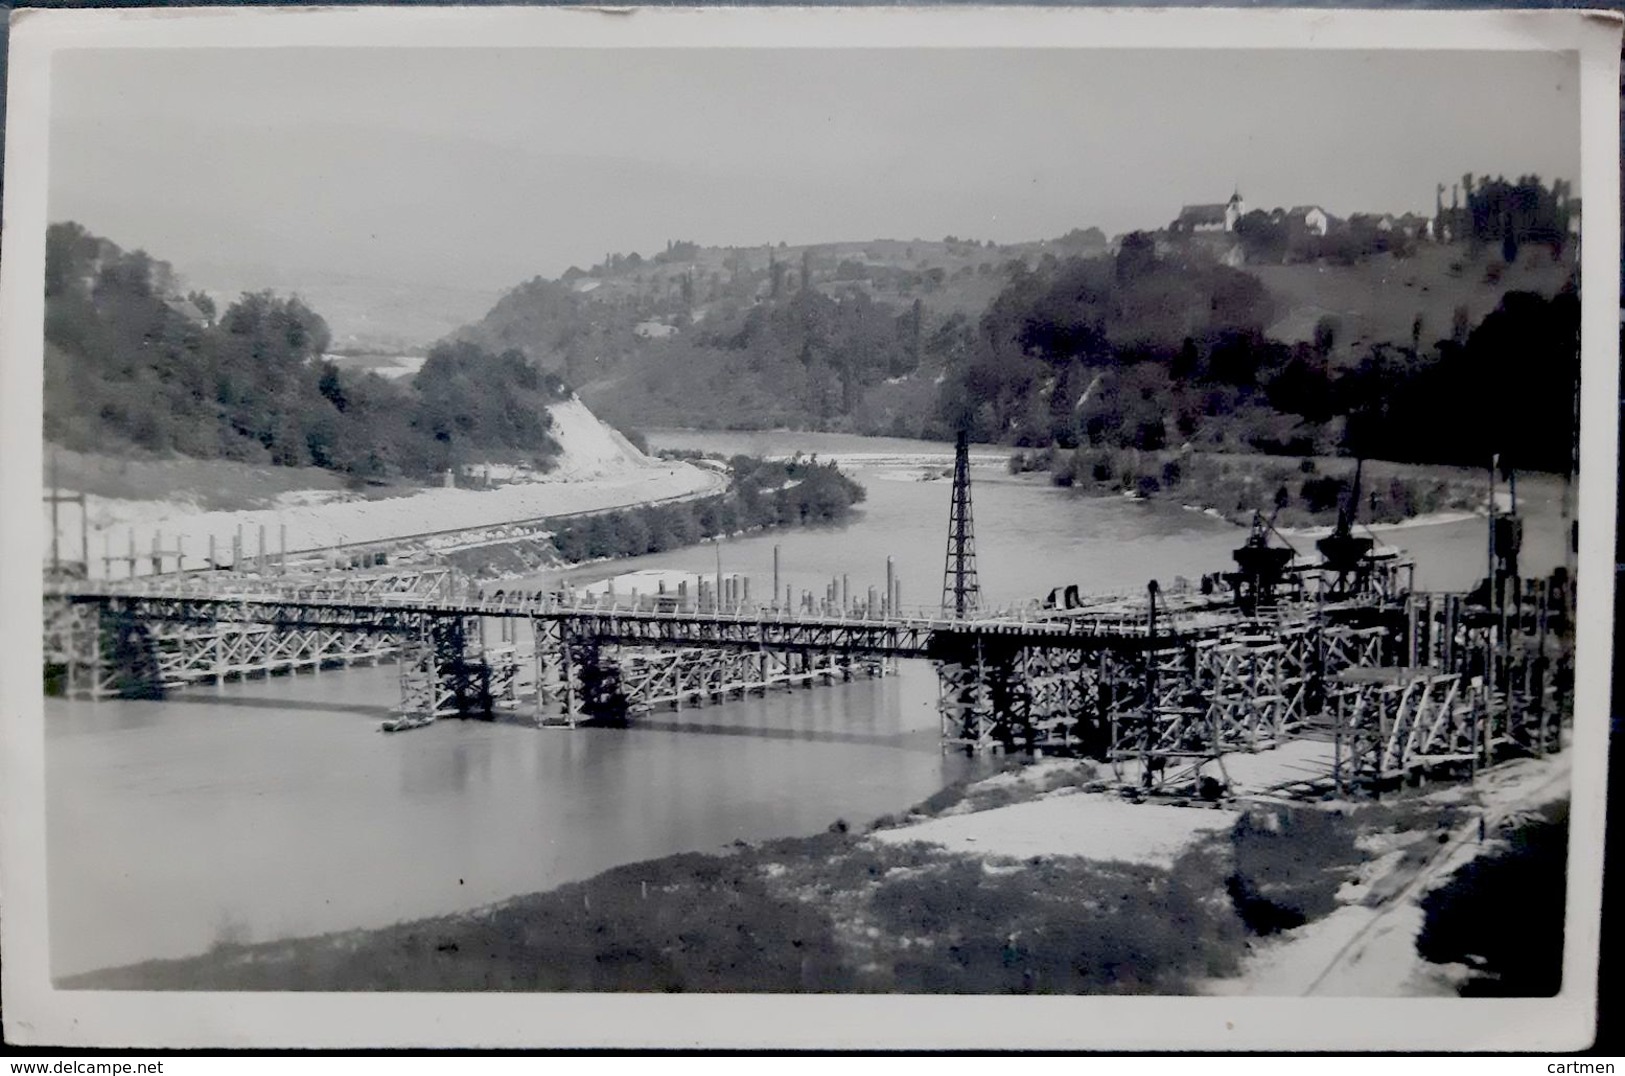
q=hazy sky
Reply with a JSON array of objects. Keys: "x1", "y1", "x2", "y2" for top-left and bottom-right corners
[{"x1": 50, "y1": 46, "x2": 1580, "y2": 292}]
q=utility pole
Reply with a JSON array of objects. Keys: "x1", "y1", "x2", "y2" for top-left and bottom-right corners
[{"x1": 43, "y1": 452, "x2": 88, "y2": 579}]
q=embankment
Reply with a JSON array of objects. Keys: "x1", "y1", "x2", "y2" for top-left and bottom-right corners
[
  {"x1": 45, "y1": 397, "x2": 725, "y2": 568},
  {"x1": 62, "y1": 749, "x2": 1571, "y2": 995},
  {"x1": 442, "y1": 455, "x2": 867, "y2": 580},
  {"x1": 1012, "y1": 448, "x2": 1543, "y2": 530}
]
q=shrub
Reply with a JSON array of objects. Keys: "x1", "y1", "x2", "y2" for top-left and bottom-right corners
[
  {"x1": 1300, "y1": 474, "x2": 1345, "y2": 514},
  {"x1": 1417, "y1": 802, "x2": 1568, "y2": 996},
  {"x1": 1225, "y1": 806, "x2": 1360, "y2": 935}
]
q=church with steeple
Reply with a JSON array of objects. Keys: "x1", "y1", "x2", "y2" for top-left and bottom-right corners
[{"x1": 1173, "y1": 189, "x2": 1246, "y2": 234}]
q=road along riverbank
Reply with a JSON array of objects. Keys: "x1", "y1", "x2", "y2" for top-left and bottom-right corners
[{"x1": 45, "y1": 397, "x2": 725, "y2": 573}]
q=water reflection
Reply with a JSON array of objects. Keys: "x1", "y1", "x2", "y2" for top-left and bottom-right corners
[
  {"x1": 629, "y1": 718, "x2": 926, "y2": 749},
  {"x1": 398, "y1": 728, "x2": 497, "y2": 800},
  {"x1": 153, "y1": 693, "x2": 393, "y2": 718},
  {"x1": 48, "y1": 661, "x2": 971, "y2": 978}
]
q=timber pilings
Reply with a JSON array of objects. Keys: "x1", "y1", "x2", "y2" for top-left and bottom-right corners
[{"x1": 42, "y1": 573, "x2": 1574, "y2": 774}]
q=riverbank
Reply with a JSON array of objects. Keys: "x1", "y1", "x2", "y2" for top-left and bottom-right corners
[
  {"x1": 1202, "y1": 752, "x2": 1570, "y2": 996},
  {"x1": 63, "y1": 742, "x2": 1571, "y2": 995},
  {"x1": 44, "y1": 398, "x2": 725, "y2": 570},
  {"x1": 435, "y1": 455, "x2": 867, "y2": 581},
  {"x1": 1010, "y1": 446, "x2": 1535, "y2": 530}
]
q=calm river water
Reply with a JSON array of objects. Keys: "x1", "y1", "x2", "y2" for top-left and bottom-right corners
[{"x1": 45, "y1": 432, "x2": 1566, "y2": 978}]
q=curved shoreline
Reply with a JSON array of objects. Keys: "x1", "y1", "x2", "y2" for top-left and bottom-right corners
[
  {"x1": 60, "y1": 748, "x2": 1571, "y2": 996},
  {"x1": 60, "y1": 464, "x2": 726, "y2": 570},
  {"x1": 46, "y1": 399, "x2": 731, "y2": 574}
]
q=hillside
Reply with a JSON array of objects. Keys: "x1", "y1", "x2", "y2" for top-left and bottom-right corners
[
  {"x1": 44, "y1": 222, "x2": 572, "y2": 483},
  {"x1": 451, "y1": 235, "x2": 1057, "y2": 381},
  {"x1": 1254, "y1": 242, "x2": 1573, "y2": 362},
  {"x1": 181, "y1": 261, "x2": 504, "y2": 354},
  {"x1": 449, "y1": 222, "x2": 1575, "y2": 443}
]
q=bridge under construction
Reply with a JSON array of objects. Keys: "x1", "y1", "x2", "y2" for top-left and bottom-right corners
[{"x1": 41, "y1": 435, "x2": 1575, "y2": 793}]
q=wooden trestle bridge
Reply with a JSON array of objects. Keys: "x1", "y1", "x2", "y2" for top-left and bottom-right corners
[
  {"x1": 41, "y1": 562, "x2": 1573, "y2": 791},
  {"x1": 41, "y1": 437, "x2": 1576, "y2": 792}
]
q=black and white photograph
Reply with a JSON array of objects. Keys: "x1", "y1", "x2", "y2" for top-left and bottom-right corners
[{"x1": 1, "y1": 5, "x2": 1617, "y2": 1051}]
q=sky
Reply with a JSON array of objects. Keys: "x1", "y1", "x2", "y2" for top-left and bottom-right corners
[{"x1": 49, "y1": 45, "x2": 1580, "y2": 296}]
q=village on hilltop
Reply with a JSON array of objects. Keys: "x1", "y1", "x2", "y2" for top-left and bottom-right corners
[{"x1": 1161, "y1": 174, "x2": 1580, "y2": 267}]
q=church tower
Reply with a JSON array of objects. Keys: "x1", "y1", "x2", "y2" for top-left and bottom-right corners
[{"x1": 1225, "y1": 189, "x2": 1245, "y2": 232}]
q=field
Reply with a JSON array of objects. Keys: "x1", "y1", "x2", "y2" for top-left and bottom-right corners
[{"x1": 1252, "y1": 242, "x2": 1573, "y2": 361}]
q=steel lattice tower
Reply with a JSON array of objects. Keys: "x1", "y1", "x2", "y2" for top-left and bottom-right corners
[{"x1": 941, "y1": 428, "x2": 981, "y2": 617}]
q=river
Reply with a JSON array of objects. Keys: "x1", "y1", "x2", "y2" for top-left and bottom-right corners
[{"x1": 44, "y1": 431, "x2": 1567, "y2": 980}]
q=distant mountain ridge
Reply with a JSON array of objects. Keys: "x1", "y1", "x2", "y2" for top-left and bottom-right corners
[{"x1": 183, "y1": 262, "x2": 504, "y2": 354}]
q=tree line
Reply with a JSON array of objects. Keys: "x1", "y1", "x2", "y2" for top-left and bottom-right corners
[
  {"x1": 931, "y1": 234, "x2": 1579, "y2": 477},
  {"x1": 44, "y1": 222, "x2": 569, "y2": 480},
  {"x1": 548, "y1": 456, "x2": 865, "y2": 562},
  {"x1": 1445, "y1": 174, "x2": 1576, "y2": 261}
]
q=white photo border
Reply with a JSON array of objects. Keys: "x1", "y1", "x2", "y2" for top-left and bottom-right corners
[{"x1": 1, "y1": 4, "x2": 1618, "y2": 1051}]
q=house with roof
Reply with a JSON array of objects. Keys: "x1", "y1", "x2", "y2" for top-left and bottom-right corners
[
  {"x1": 1348, "y1": 212, "x2": 1396, "y2": 234},
  {"x1": 1393, "y1": 213, "x2": 1435, "y2": 240},
  {"x1": 1173, "y1": 191, "x2": 1245, "y2": 234},
  {"x1": 1286, "y1": 205, "x2": 1332, "y2": 238},
  {"x1": 162, "y1": 296, "x2": 210, "y2": 325}
]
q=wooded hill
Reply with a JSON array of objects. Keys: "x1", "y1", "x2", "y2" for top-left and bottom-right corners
[
  {"x1": 44, "y1": 222, "x2": 570, "y2": 481},
  {"x1": 449, "y1": 193, "x2": 1577, "y2": 475}
]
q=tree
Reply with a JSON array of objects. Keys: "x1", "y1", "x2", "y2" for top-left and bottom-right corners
[
  {"x1": 187, "y1": 291, "x2": 217, "y2": 326},
  {"x1": 1115, "y1": 232, "x2": 1157, "y2": 284},
  {"x1": 43, "y1": 222, "x2": 573, "y2": 482}
]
